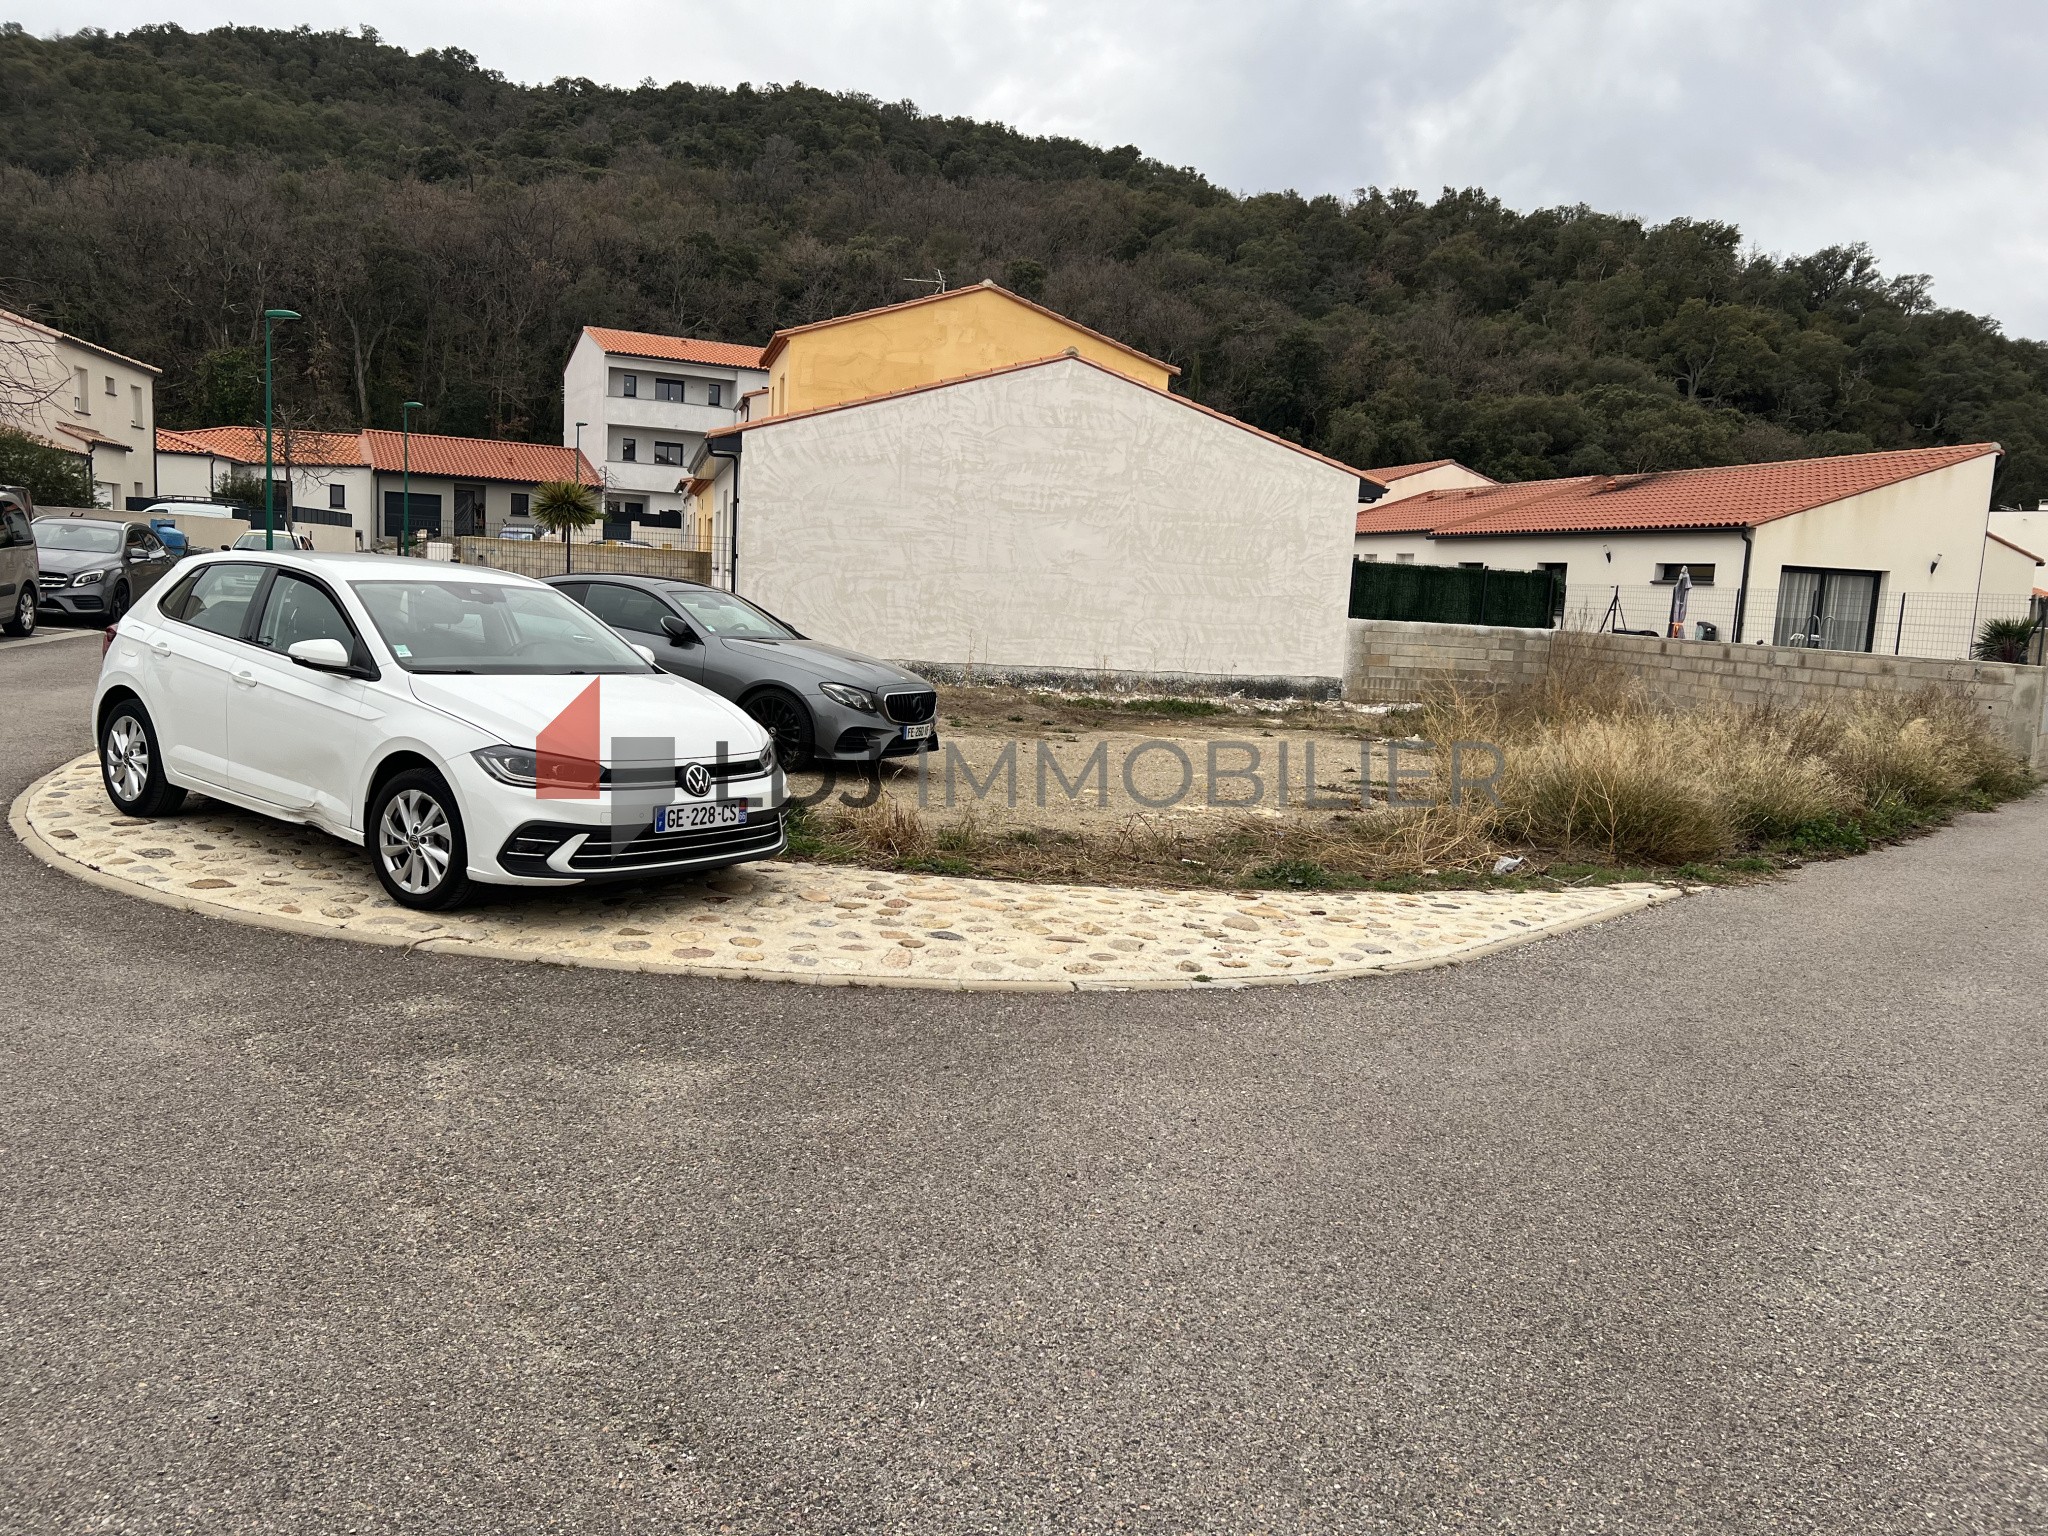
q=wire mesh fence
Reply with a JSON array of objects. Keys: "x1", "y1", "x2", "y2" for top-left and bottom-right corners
[{"x1": 1560, "y1": 583, "x2": 2046, "y2": 663}]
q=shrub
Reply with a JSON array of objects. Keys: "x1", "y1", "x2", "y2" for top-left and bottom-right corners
[
  {"x1": 1497, "y1": 716, "x2": 1732, "y2": 864},
  {"x1": 1974, "y1": 615, "x2": 2037, "y2": 664},
  {"x1": 0, "y1": 428, "x2": 93, "y2": 507}
]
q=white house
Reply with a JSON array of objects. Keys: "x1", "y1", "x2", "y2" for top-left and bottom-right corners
[
  {"x1": 156, "y1": 426, "x2": 597, "y2": 544},
  {"x1": 0, "y1": 307, "x2": 159, "y2": 507},
  {"x1": 687, "y1": 353, "x2": 1366, "y2": 689},
  {"x1": 1360, "y1": 458, "x2": 1497, "y2": 503},
  {"x1": 1354, "y1": 445, "x2": 2017, "y2": 652},
  {"x1": 562, "y1": 327, "x2": 767, "y2": 538}
]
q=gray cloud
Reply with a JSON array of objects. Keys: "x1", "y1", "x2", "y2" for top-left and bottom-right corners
[{"x1": 36, "y1": 0, "x2": 2048, "y2": 333}]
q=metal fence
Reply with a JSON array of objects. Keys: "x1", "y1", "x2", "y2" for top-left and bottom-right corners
[
  {"x1": 1560, "y1": 583, "x2": 2045, "y2": 663},
  {"x1": 1352, "y1": 561, "x2": 1559, "y2": 627}
]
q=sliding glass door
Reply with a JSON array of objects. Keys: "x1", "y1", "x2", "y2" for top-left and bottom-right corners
[{"x1": 1772, "y1": 567, "x2": 1882, "y2": 651}]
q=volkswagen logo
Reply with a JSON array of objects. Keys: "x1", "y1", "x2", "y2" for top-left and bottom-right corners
[{"x1": 682, "y1": 762, "x2": 712, "y2": 798}]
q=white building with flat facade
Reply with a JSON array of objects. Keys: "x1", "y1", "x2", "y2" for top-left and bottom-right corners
[
  {"x1": 0, "y1": 307, "x2": 159, "y2": 507},
  {"x1": 561, "y1": 328, "x2": 767, "y2": 540}
]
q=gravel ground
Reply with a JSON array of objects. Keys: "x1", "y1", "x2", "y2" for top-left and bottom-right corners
[{"x1": 3, "y1": 628, "x2": 2045, "y2": 1534}]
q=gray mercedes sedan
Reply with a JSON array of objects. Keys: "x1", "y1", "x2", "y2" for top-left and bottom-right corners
[{"x1": 544, "y1": 574, "x2": 939, "y2": 769}]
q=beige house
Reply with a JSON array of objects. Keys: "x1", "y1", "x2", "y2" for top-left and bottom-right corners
[{"x1": 0, "y1": 307, "x2": 159, "y2": 507}]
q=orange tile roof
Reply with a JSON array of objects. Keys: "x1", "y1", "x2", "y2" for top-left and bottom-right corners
[
  {"x1": 359, "y1": 430, "x2": 597, "y2": 485},
  {"x1": 702, "y1": 353, "x2": 1364, "y2": 482},
  {"x1": 582, "y1": 327, "x2": 767, "y2": 370},
  {"x1": 756, "y1": 280, "x2": 1180, "y2": 376},
  {"x1": 1355, "y1": 445, "x2": 2001, "y2": 538},
  {"x1": 157, "y1": 425, "x2": 368, "y2": 465},
  {"x1": 1363, "y1": 459, "x2": 1470, "y2": 483},
  {"x1": 157, "y1": 425, "x2": 598, "y2": 485}
]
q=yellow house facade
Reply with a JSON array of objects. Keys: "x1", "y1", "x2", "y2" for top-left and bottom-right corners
[{"x1": 759, "y1": 280, "x2": 1176, "y2": 417}]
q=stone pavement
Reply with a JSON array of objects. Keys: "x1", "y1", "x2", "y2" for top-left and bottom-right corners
[{"x1": 15, "y1": 754, "x2": 1677, "y2": 990}]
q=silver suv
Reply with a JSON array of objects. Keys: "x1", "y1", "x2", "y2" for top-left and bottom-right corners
[{"x1": 0, "y1": 487, "x2": 36, "y2": 637}]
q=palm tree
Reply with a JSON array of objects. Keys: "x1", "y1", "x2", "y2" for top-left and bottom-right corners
[
  {"x1": 1974, "y1": 614, "x2": 2039, "y2": 664},
  {"x1": 532, "y1": 480, "x2": 599, "y2": 573}
]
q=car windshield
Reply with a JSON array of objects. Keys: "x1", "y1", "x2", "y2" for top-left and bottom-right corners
[
  {"x1": 32, "y1": 522, "x2": 122, "y2": 553},
  {"x1": 669, "y1": 588, "x2": 795, "y2": 640},
  {"x1": 351, "y1": 578, "x2": 650, "y2": 674}
]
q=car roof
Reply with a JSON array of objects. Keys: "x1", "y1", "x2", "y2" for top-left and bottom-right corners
[
  {"x1": 185, "y1": 549, "x2": 546, "y2": 585},
  {"x1": 544, "y1": 572, "x2": 710, "y2": 593},
  {"x1": 35, "y1": 515, "x2": 130, "y2": 529}
]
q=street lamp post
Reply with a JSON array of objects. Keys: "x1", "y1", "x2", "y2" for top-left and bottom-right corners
[
  {"x1": 572, "y1": 421, "x2": 588, "y2": 575},
  {"x1": 261, "y1": 309, "x2": 301, "y2": 552},
  {"x1": 400, "y1": 400, "x2": 424, "y2": 555}
]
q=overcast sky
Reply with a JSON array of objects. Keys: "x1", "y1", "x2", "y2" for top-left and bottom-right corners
[{"x1": 31, "y1": 0, "x2": 2048, "y2": 336}]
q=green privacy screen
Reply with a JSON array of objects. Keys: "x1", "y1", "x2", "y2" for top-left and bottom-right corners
[{"x1": 1349, "y1": 562, "x2": 1559, "y2": 628}]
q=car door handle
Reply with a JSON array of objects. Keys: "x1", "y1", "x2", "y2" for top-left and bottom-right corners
[
  {"x1": 232, "y1": 669, "x2": 258, "y2": 689},
  {"x1": 151, "y1": 641, "x2": 172, "y2": 658}
]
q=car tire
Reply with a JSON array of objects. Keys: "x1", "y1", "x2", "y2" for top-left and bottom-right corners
[
  {"x1": 107, "y1": 583, "x2": 130, "y2": 624},
  {"x1": 369, "y1": 767, "x2": 472, "y2": 911},
  {"x1": 743, "y1": 687, "x2": 817, "y2": 770},
  {"x1": 99, "y1": 698, "x2": 187, "y2": 818},
  {"x1": 3, "y1": 585, "x2": 34, "y2": 637}
]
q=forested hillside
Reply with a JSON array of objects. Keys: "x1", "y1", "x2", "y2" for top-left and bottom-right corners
[{"x1": 4, "y1": 21, "x2": 2047, "y2": 501}]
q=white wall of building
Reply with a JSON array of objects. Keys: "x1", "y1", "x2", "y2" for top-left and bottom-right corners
[
  {"x1": 732, "y1": 358, "x2": 1359, "y2": 683},
  {"x1": 1370, "y1": 463, "x2": 1496, "y2": 503},
  {"x1": 562, "y1": 332, "x2": 765, "y2": 528}
]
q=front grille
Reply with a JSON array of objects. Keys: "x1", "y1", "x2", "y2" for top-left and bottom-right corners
[
  {"x1": 36, "y1": 574, "x2": 71, "y2": 591},
  {"x1": 498, "y1": 810, "x2": 784, "y2": 878},
  {"x1": 682, "y1": 753, "x2": 773, "y2": 783},
  {"x1": 882, "y1": 689, "x2": 937, "y2": 724}
]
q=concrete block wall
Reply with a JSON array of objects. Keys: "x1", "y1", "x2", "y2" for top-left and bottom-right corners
[{"x1": 1345, "y1": 619, "x2": 2048, "y2": 767}]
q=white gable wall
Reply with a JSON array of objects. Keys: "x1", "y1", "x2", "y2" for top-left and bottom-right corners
[{"x1": 734, "y1": 358, "x2": 1358, "y2": 683}]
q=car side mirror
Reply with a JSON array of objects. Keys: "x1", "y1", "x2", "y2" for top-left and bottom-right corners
[
  {"x1": 288, "y1": 637, "x2": 352, "y2": 672},
  {"x1": 661, "y1": 614, "x2": 698, "y2": 646}
]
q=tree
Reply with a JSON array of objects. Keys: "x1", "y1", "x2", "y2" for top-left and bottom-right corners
[
  {"x1": 0, "y1": 429, "x2": 92, "y2": 506},
  {"x1": 532, "y1": 479, "x2": 598, "y2": 572}
]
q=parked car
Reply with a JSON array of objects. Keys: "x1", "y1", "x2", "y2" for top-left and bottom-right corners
[
  {"x1": 33, "y1": 515, "x2": 177, "y2": 622},
  {"x1": 232, "y1": 530, "x2": 317, "y2": 551},
  {"x1": 93, "y1": 552, "x2": 784, "y2": 909},
  {"x1": 542, "y1": 573, "x2": 938, "y2": 769},
  {"x1": 137, "y1": 499, "x2": 245, "y2": 522},
  {"x1": 498, "y1": 524, "x2": 540, "y2": 541},
  {"x1": 0, "y1": 487, "x2": 37, "y2": 636}
]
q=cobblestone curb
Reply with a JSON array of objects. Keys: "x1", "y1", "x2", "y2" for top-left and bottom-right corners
[{"x1": 14, "y1": 755, "x2": 1679, "y2": 990}]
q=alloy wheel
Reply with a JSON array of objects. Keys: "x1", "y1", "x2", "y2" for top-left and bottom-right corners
[
  {"x1": 378, "y1": 788, "x2": 453, "y2": 896},
  {"x1": 104, "y1": 716, "x2": 150, "y2": 804},
  {"x1": 15, "y1": 589, "x2": 34, "y2": 636},
  {"x1": 749, "y1": 694, "x2": 810, "y2": 768}
]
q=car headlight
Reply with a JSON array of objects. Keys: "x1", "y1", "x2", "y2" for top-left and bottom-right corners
[
  {"x1": 819, "y1": 681, "x2": 879, "y2": 713},
  {"x1": 73, "y1": 569, "x2": 106, "y2": 585},
  {"x1": 473, "y1": 744, "x2": 539, "y2": 786}
]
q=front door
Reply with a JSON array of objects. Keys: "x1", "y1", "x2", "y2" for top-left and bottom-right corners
[
  {"x1": 228, "y1": 571, "x2": 379, "y2": 824},
  {"x1": 453, "y1": 483, "x2": 487, "y2": 538}
]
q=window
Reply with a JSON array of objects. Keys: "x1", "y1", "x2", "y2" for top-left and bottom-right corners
[
  {"x1": 256, "y1": 573, "x2": 357, "y2": 655},
  {"x1": 125, "y1": 524, "x2": 148, "y2": 550},
  {"x1": 670, "y1": 589, "x2": 797, "y2": 640},
  {"x1": 581, "y1": 582, "x2": 674, "y2": 634},
  {"x1": 176, "y1": 563, "x2": 267, "y2": 639},
  {"x1": 130, "y1": 385, "x2": 144, "y2": 427},
  {"x1": 1458, "y1": 561, "x2": 1484, "y2": 570},
  {"x1": 510, "y1": 492, "x2": 529, "y2": 518},
  {"x1": 73, "y1": 368, "x2": 89, "y2": 414},
  {"x1": 1358, "y1": 553, "x2": 1378, "y2": 563},
  {"x1": 655, "y1": 378, "x2": 685, "y2": 403},
  {"x1": 653, "y1": 441, "x2": 685, "y2": 466},
  {"x1": 620, "y1": 437, "x2": 637, "y2": 462},
  {"x1": 1773, "y1": 567, "x2": 1882, "y2": 652},
  {"x1": 0, "y1": 508, "x2": 31, "y2": 546},
  {"x1": 132, "y1": 481, "x2": 144, "y2": 500},
  {"x1": 708, "y1": 383, "x2": 722, "y2": 407},
  {"x1": 105, "y1": 374, "x2": 117, "y2": 397},
  {"x1": 349, "y1": 579, "x2": 646, "y2": 675},
  {"x1": 619, "y1": 373, "x2": 638, "y2": 398},
  {"x1": 1654, "y1": 562, "x2": 1715, "y2": 585},
  {"x1": 1395, "y1": 553, "x2": 1415, "y2": 564},
  {"x1": 328, "y1": 483, "x2": 347, "y2": 510}
]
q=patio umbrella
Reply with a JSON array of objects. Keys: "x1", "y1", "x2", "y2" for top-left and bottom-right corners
[{"x1": 1667, "y1": 566, "x2": 1693, "y2": 638}]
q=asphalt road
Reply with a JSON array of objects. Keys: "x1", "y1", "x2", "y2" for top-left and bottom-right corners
[{"x1": 3, "y1": 630, "x2": 2045, "y2": 1534}]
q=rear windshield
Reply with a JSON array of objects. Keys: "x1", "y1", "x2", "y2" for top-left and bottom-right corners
[
  {"x1": 350, "y1": 578, "x2": 649, "y2": 674},
  {"x1": 32, "y1": 522, "x2": 122, "y2": 552}
]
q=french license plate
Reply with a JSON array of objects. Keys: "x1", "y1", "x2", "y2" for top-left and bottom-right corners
[
  {"x1": 899, "y1": 721, "x2": 934, "y2": 741},
  {"x1": 656, "y1": 802, "x2": 748, "y2": 834}
]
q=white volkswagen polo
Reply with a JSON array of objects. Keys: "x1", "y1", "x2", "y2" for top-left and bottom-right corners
[{"x1": 92, "y1": 551, "x2": 785, "y2": 910}]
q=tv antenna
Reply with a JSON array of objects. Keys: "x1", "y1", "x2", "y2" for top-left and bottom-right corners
[{"x1": 901, "y1": 270, "x2": 946, "y2": 294}]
